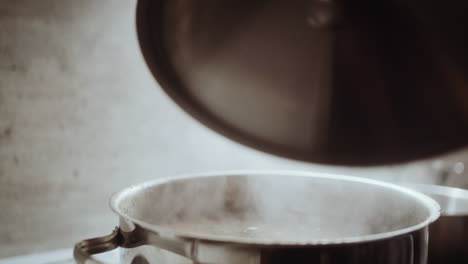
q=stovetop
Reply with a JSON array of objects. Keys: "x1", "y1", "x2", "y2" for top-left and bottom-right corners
[{"x1": 0, "y1": 248, "x2": 118, "y2": 264}]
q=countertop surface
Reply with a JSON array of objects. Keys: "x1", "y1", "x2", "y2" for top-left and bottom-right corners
[{"x1": 0, "y1": 249, "x2": 118, "y2": 264}]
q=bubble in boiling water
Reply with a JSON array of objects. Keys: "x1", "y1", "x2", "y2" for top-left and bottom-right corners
[{"x1": 242, "y1": 226, "x2": 259, "y2": 234}]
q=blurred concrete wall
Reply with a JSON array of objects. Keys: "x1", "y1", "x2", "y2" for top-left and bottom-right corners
[{"x1": 1, "y1": 0, "x2": 468, "y2": 258}]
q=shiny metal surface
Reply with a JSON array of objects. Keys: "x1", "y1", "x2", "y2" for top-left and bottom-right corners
[
  {"x1": 401, "y1": 184, "x2": 468, "y2": 264},
  {"x1": 136, "y1": 0, "x2": 468, "y2": 166},
  {"x1": 74, "y1": 171, "x2": 440, "y2": 263},
  {"x1": 74, "y1": 227, "x2": 121, "y2": 264},
  {"x1": 119, "y1": 228, "x2": 427, "y2": 264}
]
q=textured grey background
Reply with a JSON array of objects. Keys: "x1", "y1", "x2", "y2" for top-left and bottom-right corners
[{"x1": 1, "y1": 0, "x2": 468, "y2": 259}]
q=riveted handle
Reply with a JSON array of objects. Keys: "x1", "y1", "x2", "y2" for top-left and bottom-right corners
[{"x1": 74, "y1": 227, "x2": 121, "y2": 264}]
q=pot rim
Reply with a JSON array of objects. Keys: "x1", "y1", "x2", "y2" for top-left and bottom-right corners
[
  {"x1": 400, "y1": 182, "x2": 468, "y2": 216},
  {"x1": 109, "y1": 170, "x2": 440, "y2": 246}
]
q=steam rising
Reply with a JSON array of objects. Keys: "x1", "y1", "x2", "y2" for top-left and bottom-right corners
[{"x1": 120, "y1": 173, "x2": 431, "y2": 244}]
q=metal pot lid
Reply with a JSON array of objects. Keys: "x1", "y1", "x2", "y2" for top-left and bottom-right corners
[{"x1": 136, "y1": 0, "x2": 468, "y2": 166}]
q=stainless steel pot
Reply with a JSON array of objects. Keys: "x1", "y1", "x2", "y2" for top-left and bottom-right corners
[
  {"x1": 74, "y1": 171, "x2": 440, "y2": 264},
  {"x1": 400, "y1": 183, "x2": 468, "y2": 264}
]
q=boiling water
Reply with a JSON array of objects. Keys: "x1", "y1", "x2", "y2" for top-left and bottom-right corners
[
  {"x1": 166, "y1": 219, "x2": 362, "y2": 242},
  {"x1": 125, "y1": 175, "x2": 429, "y2": 243}
]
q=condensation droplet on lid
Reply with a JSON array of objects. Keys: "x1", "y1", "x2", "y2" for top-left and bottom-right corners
[
  {"x1": 453, "y1": 162, "x2": 464, "y2": 174},
  {"x1": 306, "y1": 0, "x2": 339, "y2": 28}
]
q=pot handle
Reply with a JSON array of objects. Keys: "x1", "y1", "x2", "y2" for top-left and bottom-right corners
[
  {"x1": 74, "y1": 225, "x2": 194, "y2": 263},
  {"x1": 73, "y1": 227, "x2": 121, "y2": 264}
]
